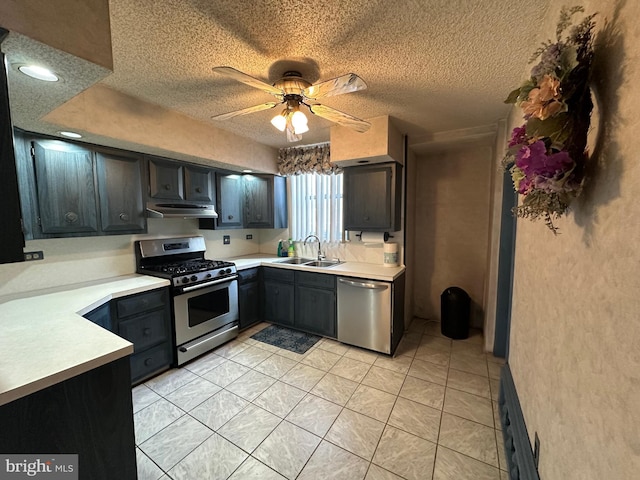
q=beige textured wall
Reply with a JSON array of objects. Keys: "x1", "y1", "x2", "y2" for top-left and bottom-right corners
[
  {"x1": 43, "y1": 84, "x2": 278, "y2": 174},
  {"x1": 508, "y1": 0, "x2": 640, "y2": 478},
  {"x1": 412, "y1": 144, "x2": 493, "y2": 327},
  {"x1": 0, "y1": 0, "x2": 112, "y2": 69},
  {"x1": 0, "y1": 220, "x2": 264, "y2": 298}
]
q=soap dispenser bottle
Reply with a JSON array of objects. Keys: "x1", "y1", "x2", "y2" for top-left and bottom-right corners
[
  {"x1": 287, "y1": 238, "x2": 295, "y2": 257},
  {"x1": 277, "y1": 240, "x2": 283, "y2": 257}
]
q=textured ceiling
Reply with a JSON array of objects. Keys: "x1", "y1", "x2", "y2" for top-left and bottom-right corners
[
  {"x1": 96, "y1": 0, "x2": 553, "y2": 148},
  {"x1": 5, "y1": 0, "x2": 554, "y2": 150}
]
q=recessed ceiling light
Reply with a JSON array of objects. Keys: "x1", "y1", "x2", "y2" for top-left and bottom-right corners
[
  {"x1": 242, "y1": 169, "x2": 253, "y2": 173},
  {"x1": 18, "y1": 65, "x2": 58, "y2": 82},
  {"x1": 59, "y1": 131, "x2": 82, "y2": 139}
]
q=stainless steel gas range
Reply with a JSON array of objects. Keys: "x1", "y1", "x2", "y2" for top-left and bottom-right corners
[{"x1": 135, "y1": 236, "x2": 238, "y2": 365}]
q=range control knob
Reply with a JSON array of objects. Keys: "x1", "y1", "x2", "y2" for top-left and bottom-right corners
[
  {"x1": 205, "y1": 273, "x2": 212, "y2": 278},
  {"x1": 190, "y1": 275, "x2": 198, "y2": 282},
  {"x1": 181, "y1": 277, "x2": 189, "y2": 284},
  {"x1": 225, "y1": 268, "x2": 232, "y2": 274},
  {"x1": 218, "y1": 270, "x2": 225, "y2": 276}
]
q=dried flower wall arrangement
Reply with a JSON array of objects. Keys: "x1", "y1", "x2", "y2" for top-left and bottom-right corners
[{"x1": 503, "y1": 6, "x2": 596, "y2": 233}]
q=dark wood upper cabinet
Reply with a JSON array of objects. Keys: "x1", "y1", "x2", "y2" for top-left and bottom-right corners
[
  {"x1": 14, "y1": 131, "x2": 147, "y2": 239},
  {"x1": 343, "y1": 162, "x2": 402, "y2": 232},
  {"x1": 244, "y1": 174, "x2": 287, "y2": 229},
  {"x1": 95, "y1": 150, "x2": 146, "y2": 233},
  {"x1": 32, "y1": 139, "x2": 99, "y2": 234},
  {"x1": 216, "y1": 172, "x2": 244, "y2": 228},
  {"x1": 184, "y1": 164, "x2": 215, "y2": 203},
  {"x1": 244, "y1": 174, "x2": 273, "y2": 228},
  {"x1": 148, "y1": 157, "x2": 184, "y2": 200},
  {"x1": 201, "y1": 173, "x2": 287, "y2": 230}
]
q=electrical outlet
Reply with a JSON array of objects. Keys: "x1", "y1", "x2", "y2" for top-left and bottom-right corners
[
  {"x1": 24, "y1": 251, "x2": 44, "y2": 261},
  {"x1": 223, "y1": 235, "x2": 230, "y2": 245},
  {"x1": 534, "y1": 432, "x2": 540, "y2": 468},
  {"x1": 246, "y1": 234, "x2": 253, "y2": 240}
]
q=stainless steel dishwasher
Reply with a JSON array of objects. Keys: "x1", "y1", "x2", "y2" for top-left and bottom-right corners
[{"x1": 337, "y1": 277, "x2": 392, "y2": 354}]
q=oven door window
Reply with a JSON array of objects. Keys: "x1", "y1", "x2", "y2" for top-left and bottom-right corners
[{"x1": 188, "y1": 287, "x2": 231, "y2": 327}]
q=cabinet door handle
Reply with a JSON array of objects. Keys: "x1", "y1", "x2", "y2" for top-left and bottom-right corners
[
  {"x1": 143, "y1": 328, "x2": 151, "y2": 336},
  {"x1": 163, "y1": 184, "x2": 171, "y2": 190},
  {"x1": 119, "y1": 212, "x2": 130, "y2": 222},
  {"x1": 195, "y1": 187, "x2": 202, "y2": 193},
  {"x1": 64, "y1": 211, "x2": 79, "y2": 224},
  {"x1": 364, "y1": 216, "x2": 370, "y2": 221},
  {"x1": 144, "y1": 358, "x2": 153, "y2": 366},
  {"x1": 274, "y1": 288, "x2": 279, "y2": 295},
  {"x1": 228, "y1": 215, "x2": 234, "y2": 220}
]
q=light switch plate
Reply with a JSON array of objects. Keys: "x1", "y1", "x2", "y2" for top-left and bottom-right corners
[{"x1": 223, "y1": 235, "x2": 230, "y2": 245}]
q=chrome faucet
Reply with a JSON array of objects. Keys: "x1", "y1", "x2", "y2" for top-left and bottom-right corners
[{"x1": 303, "y1": 234, "x2": 324, "y2": 260}]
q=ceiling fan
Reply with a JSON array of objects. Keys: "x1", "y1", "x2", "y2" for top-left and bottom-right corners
[{"x1": 210, "y1": 66, "x2": 370, "y2": 142}]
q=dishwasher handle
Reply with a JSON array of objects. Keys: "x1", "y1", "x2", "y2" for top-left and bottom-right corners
[{"x1": 338, "y1": 278, "x2": 389, "y2": 290}]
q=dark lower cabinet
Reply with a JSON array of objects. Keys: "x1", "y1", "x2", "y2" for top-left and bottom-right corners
[
  {"x1": 0, "y1": 356, "x2": 137, "y2": 480},
  {"x1": 239, "y1": 268, "x2": 260, "y2": 330},
  {"x1": 263, "y1": 281, "x2": 295, "y2": 326},
  {"x1": 83, "y1": 287, "x2": 172, "y2": 385},
  {"x1": 83, "y1": 301, "x2": 113, "y2": 331},
  {"x1": 295, "y1": 285, "x2": 336, "y2": 337},
  {"x1": 294, "y1": 271, "x2": 336, "y2": 337},
  {"x1": 262, "y1": 267, "x2": 295, "y2": 326},
  {"x1": 115, "y1": 288, "x2": 172, "y2": 384},
  {"x1": 261, "y1": 268, "x2": 336, "y2": 337}
]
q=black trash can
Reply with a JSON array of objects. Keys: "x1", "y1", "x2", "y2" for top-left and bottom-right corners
[{"x1": 441, "y1": 287, "x2": 470, "y2": 339}]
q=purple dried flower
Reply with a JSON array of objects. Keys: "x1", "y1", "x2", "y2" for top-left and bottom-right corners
[
  {"x1": 508, "y1": 125, "x2": 528, "y2": 147},
  {"x1": 531, "y1": 43, "x2": 563, "y2": 80}
]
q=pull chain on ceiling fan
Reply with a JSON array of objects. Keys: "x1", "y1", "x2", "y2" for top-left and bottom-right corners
[{"x1": 210, "y1": 66, "x2": 370, "y2": 142}]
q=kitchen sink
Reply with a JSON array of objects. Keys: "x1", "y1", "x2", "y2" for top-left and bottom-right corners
[
  {"x1": 277, "y1": 257, "x2": 314, "y2": 264},
  {"x1": 276, "y1": 258, "x2": 342, "y2": 268},
  {"x1": 303, "y1": 260, "x2": 342, "y2": 268}
]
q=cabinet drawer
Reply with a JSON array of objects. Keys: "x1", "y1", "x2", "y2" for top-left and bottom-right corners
[
  {"x1": 130, "y1": 343, "x2": 172, "y2": 383},
  {"x1": 116, "y1": 288, "x2": 167, "y2": 319},
  {"x1": 238, "y1": 267, "x2": 259, "y2": 284},
  {"x1": 295, "y1": 271, "x2": 335, "y2": 289},
  {"x1": 263, "y1": 267, "x2": 294, "y2": 283},
  {"x1": 118, "y1": 309, "x2": 169, "y2": 352}
]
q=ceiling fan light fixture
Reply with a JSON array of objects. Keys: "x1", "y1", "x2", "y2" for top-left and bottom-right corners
[
  {"x1": 290, "y1": 109, "x2": 308, "y2": 130},
  {"x1": 293, "y1": 121, "x2": 309, "y2": 135},
  {"x1": 270, "y1": 111, "x2": 287, "y2": 132}
]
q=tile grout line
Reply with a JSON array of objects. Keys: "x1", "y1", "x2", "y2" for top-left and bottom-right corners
[{"x1": 134, "y1": 320, "x2": 500, "y2": 479}]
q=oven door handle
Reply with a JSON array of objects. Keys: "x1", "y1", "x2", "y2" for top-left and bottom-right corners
[{"x1": 180, "y1": 275, "x2": 238, "y2": 292}]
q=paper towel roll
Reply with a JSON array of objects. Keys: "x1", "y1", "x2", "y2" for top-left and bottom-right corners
[
  {"x1": 383, "y1": 242, "x2": 398, "y2": 267},
  {"x1": 360, "y1": 232, "x2": 389, "y2": 244}
]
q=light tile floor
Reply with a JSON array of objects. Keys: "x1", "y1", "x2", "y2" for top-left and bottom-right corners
[{"x1": 133, "y1": 318, "x2": 507, "y2": 480}]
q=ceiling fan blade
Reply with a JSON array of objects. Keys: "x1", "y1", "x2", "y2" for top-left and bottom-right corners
[
  {"x1": 303, "y1": 73, "x2": 367, "y2": 100},
  {"x1": 211, "y1": 102, "x2": 280, "y2": 121},
  {"x1": 212, "y1": 66, "x2": 284, "y2": 96},
  {"x1": 308, "y1": 104, "x2": 371, "y2": 132}
]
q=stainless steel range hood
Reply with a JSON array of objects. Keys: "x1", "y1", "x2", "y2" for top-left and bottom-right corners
[{"x1": 146, "y1": 202, "x2": 218, "y2": 219}]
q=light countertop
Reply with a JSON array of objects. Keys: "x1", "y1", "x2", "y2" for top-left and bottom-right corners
[
  {"x1": 0, "y1": 275, "x2": 170, "y2": 407},
  {"x1": 226, "y1": 254, "x2": 405, "y2": 281}
]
